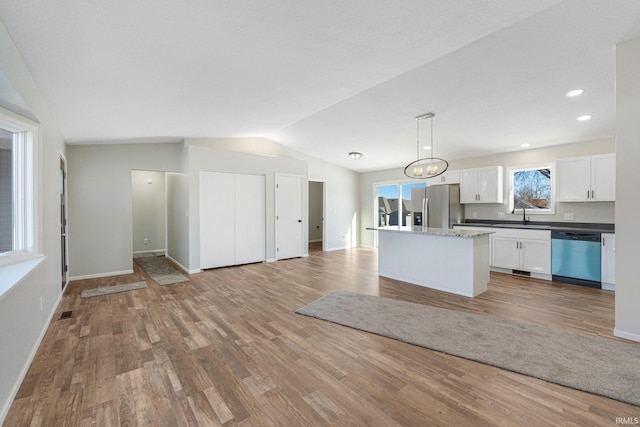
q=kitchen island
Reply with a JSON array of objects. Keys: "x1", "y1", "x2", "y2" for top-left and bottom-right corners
[{"x1": 369, "y1": 226, "x2": 493, "y2": 297}]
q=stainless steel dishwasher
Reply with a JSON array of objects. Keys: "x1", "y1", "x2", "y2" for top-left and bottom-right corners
[{"x1": 551, "y1": 230, "x2": 601, "y2": 288}]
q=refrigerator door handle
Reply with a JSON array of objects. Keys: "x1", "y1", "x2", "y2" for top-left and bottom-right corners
[{"x1": 422, "y1": 197, "x2": 428, "y2": 228}]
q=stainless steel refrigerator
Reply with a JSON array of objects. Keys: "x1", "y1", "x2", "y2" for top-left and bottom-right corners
[{"x1": 410, "y1": 185, "x2": 464, "y2": 229}]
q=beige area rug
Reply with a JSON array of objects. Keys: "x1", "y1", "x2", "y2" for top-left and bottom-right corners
[
  {"x1": 81, "y1": 281, "x2": 147, "y2": 298},
  {"x1": 296, "y1": 290, "x2": 640, "y2": 407},
  {"x1": 135, "y1": 255, "x2": 189, "y2": 286}
]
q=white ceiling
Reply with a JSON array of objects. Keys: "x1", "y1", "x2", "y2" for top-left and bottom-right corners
[{"x1": 1, "y1": 0, "x2": 640, "y2": 172}]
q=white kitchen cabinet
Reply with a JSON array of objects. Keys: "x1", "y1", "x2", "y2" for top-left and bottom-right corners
[
  {"x1": 460, "y1": 166, "x2": 503, "y2": 203},
  {"x1": 427, "y1": 169, "x2": 460, "y2": 186},
  {"x1": 491, "y1": 228, "x2": 551, "y2": 279},
  {"x1": 200, "y1": 171, "x2": 266, "y2": 269},
  {"x1": 556, "y1": 154, "x2": 615, "y2": 202},
  {"x1": 601, "y1": 233, "x2": 615, "y2": 290}
]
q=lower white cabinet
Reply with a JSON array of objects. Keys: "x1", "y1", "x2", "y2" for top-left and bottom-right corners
[
  {"x1": 601, "y1": 233, "x2": 615, "y2": 290},
  {"x1": 200, "y1": 171, "x2": 266, "y2": 269},
  {"x1": 491, "y1": 228, "x2": 551, "y2": 278}
]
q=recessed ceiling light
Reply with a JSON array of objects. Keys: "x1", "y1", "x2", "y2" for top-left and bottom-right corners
[
  {"x1": 566, "y1": 89, "x2": 584, "y2": 97},
  {"x1": 423, "y1": 145, "x2": 432, "y2": 150},
  {"x1": 520, "y1": 143, "x2": 531, "y2": 148},
  {"x1": 348, "y1": 152, "x2": 363, "y2": 160},
  {"x1": 577, "y1": 115, "x2": 592, "y2": 121}
]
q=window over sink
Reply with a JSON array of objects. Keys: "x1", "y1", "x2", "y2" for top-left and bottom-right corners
[{"x1": 507, "y1": 164, "x2": 554, "y2": 215}]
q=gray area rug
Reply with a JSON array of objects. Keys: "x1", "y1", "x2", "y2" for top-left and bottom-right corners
[
  {"x1": 81, "y1": 281, "x2": 147, "y2": 298},
  {"x1": 135, "y1": 256, "x2": 189, "y2": 285},
  {"x1": 296, "y1": 290, "x2": 640, "y2": 407}
]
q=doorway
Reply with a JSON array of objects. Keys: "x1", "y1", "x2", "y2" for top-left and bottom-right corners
[
  {"x1": 131, "y1": 170, "x2": 167, "y2": 257},
  {"x1": 308, "y1": 180, "x2": 325, "y2": 252},
  {"x1": 60, "y1": 155, "x2": 68, "y2": 290}
]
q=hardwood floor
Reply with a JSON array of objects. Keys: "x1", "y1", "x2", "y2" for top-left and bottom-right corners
[{"x1": 5, "y1": 248, "x2": 638, "y2": 426}]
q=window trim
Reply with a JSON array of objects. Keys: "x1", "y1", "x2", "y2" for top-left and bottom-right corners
[
  {"x1": 0, "y1": 107, "x2": 42, "y2": 268},
  {"x1": 506, "y1": 163, "x2": 555, "y2": 215}
]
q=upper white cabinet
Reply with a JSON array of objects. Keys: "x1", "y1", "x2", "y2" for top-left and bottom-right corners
[
  {"x1": 427, "y1": 169, "x2": 460, "y2": 186},
  {"x1": 460, "y1": 166, "x2": 503, "y2": 203},
  {"x1": 556, "y1": 154, "x2": 615, "y2": 202},
  {"x1": 601, "y1": 233, "x2": 615, "y2": 291}
]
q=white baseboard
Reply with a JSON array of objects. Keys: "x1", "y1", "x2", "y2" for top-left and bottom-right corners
[
  {"x1": 266, "y1": 258, "x2": 277, "y2": 263},
  {"x1": 1, "y1": 288, "x2": 64, "y2": 425},
  {"x1": 165, "y1": 255, "x2": 199, "y2": 274},
  {"x1": 323, "y1": 246, "x2": 350, "y2": 252},
  {"x1": 133, "y1": 249, "x2": 166, "y2": 255},
  {"x1": 602, "y1": 282, "x2": 615, "y2": 291},
  {"x1": 69, "y1": 270, "x2": 134, "y2": 281},
  {"x1": 614, "y1": 328, "x2": 640, "y2": 343}
]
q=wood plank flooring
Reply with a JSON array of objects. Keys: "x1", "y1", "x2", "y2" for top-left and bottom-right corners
[{"x1": 5, "y1": 247, "x2": 639, "y2": 426}]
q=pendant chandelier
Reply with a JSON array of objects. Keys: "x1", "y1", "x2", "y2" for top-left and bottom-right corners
[{"x1": 403, "y1": 112, "x2": 449, "y2": 179}]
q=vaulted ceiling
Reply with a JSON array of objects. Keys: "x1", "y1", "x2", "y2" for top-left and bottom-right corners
[{"x1": 1, "y1": 1, "x2": 640, "y2": 172}]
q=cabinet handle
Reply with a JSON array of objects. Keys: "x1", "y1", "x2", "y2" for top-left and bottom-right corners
[
  {"x1": 586, "y1": 190, "x2": 590, "y2": 199},
  {"x1": 592, "y1": 190, "x2": 595, "y2": 199}
]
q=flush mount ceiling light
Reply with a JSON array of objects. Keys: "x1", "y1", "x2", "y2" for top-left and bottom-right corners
[
  {"x1": 577, "y1": 115, "x2": 592, "y2": 121},
  {"x1": 566, "y1": 89, "x2": 585, "y2": 97},
  {"x1": 348, "y1": 151, "x2": 363, "y2": 160},
  {"x1": 520, "y1": 143, "x2": 531, "y2": 148},
  {"x1": 403, "y1": 113, "x2": 448, "y2": 179}
]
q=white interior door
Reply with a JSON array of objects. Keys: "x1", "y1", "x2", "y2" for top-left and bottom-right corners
[
  {"x1": 235, "y1": 174, "x2": 266, "y2": 264},
  {"x1": 276, "y1": 174, "x2": 304, "y2": 260},
  {"x1": 200, "y1": 171, "x2": 235, "y2": 269}
]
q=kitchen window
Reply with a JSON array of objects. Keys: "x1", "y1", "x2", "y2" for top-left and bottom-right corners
[
  {"x1": 0, "y1": 108, "x2": 39, "y2": 267},
  {"x1": 507, "y1": 164, "x2": 554, "y2": 214}
]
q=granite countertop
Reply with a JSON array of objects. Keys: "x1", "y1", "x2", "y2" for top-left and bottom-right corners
[
  {"x1": 367, "y1": 226, "x2": 494, "y2": 238},
  {"x1": 454, "y1": 221, "x2": 614, "y2": 234}
]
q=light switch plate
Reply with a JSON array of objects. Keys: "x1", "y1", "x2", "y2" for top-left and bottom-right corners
[{"x1": 564, "y1": 213, "x2": 574, "y2": 220}]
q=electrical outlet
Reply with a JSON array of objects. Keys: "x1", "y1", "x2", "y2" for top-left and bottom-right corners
[
  {"x1": 472, "y1": 212, "x2": 478, "y2": 218},
  {"x1": 143, "y1": 238, "x2": 149, "y2": 245},
  {"x1": 497, "y1": 212, "x2": 505, "y2": 218},
  {"x1": 564, "y1": 213, "x2": 575, "y2": 221}
]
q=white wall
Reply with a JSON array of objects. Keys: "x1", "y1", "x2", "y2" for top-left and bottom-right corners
[
  {"x1": 0, "y1": 21, "x2": 67, "y2": 422},
  {"x1": 185, "y1": 142, "x2": 308, "y2": 268},
  {"x1": 614, "y1": 37, "x2": 640, "y2": 342},
  {"x1": 67, "y1": 143, "x2": 184, "y2": 279},
  {"x1": 359, "y1": 139, "x2": 616, "y2": 247},
  {"x1": 166, "y1": 172, "x2": 189, "y2": 271},
  {"x1": 308, "y1": 181, "x2": 323, "y2": 242},
  {"x1": 185, "y1": 138, "x2": 360, "y2": 253},
  {"x1": 132, "y1": 170, "x2": 166, "y2": 253}
]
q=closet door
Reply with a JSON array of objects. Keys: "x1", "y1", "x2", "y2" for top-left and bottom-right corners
[
  {"x1": 200, "y1": 171, "x2": 236, "y2": 269},
  {"x1": 235, "y1": 174, "x2": 266, "y2": 264}
]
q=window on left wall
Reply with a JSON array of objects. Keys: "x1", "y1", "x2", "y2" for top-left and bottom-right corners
[{"x1": 0, "y1": 109, "x2": 38, "y2": 265}]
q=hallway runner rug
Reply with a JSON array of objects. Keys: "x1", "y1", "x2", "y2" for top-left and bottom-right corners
[
  {"x1": 296, "y1": 290, "x2": 640, "y2": 407},
  {"x1": 135, "y1": 256, "x2": 189, "y2": 285},
  {"x1": 81, "y1": 281, "x2": 147, "y2": 298}
]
